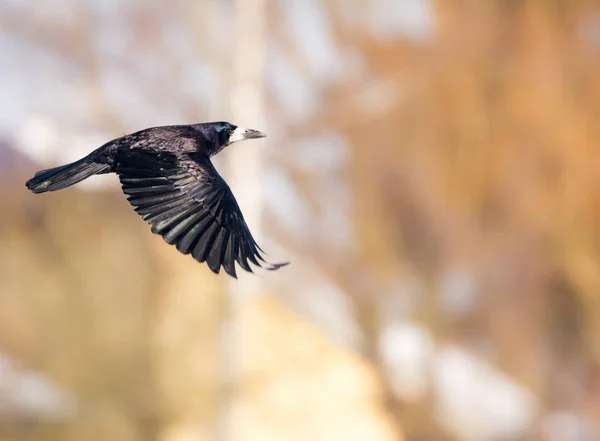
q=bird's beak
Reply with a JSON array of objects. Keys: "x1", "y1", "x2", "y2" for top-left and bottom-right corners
[
  {"x1": 243, "y1": 128, "x2": 267, "y2": 139},
  {"x1": 229, "y1": 127, "x2": 267, "y2": 144}
]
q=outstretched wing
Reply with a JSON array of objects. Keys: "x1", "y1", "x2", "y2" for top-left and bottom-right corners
[{"x1": 115, "y1": 149, "x2": 288, "y2": 278}]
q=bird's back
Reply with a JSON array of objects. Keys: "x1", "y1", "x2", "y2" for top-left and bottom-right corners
[{"x1": 114, "y1": 125, "x2": 206, "y2": 156}]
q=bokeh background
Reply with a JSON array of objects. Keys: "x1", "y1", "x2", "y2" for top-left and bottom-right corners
[{"x1": 1, "y1": 1, "x2": 600, "y2": 440}]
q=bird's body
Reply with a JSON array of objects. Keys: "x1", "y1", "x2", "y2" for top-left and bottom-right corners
[{"x1": 25, "y1": 122, "x2": 288, "y2": 278}]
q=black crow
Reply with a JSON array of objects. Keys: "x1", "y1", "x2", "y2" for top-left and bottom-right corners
[{"x1": 25, "y1": 122, "x2": 289, "y2": 278}]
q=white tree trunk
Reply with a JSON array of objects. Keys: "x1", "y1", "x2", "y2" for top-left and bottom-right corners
[
  {"x1": 218, "y1": 0, "x2": 268, "y2": 440},
  {"x1": 227, "y1": 0, "x2": 268, "y2": 279}
]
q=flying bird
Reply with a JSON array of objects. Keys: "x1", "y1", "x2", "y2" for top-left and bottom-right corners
[{"x1": 25, "y1": 122, "x2": 289, "y2": 278}]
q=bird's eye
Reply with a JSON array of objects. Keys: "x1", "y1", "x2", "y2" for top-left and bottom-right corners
[{"x1": 216, "y1": 125, "x2": 233, "y2": 144}]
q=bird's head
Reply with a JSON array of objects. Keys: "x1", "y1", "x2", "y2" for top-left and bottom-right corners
[{"x1": 193, "y1": 121, "x2": 266, "y2": 156}]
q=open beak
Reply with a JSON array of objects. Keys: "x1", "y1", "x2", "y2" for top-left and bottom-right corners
[{"x1": 229, "y1": 127, "x2": 267, "y2": 144}]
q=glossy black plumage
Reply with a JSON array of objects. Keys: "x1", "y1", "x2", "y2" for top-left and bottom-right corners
[{"x1": 25, "y1": 122, "x2": 289, "y2": 278}]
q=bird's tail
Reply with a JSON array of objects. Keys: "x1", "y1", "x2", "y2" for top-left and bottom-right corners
[{"x1": 26, "y1": 157, "x2": 110, "y2": 194}]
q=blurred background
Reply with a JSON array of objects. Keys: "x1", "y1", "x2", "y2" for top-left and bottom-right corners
[{"x1": 1, "y1": 0, "x2": 600, "y2": 440}]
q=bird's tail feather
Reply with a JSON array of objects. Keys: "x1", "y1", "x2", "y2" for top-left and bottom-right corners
[{"x1": 26, "y1": 157, "x2": 110, "y2": 194}]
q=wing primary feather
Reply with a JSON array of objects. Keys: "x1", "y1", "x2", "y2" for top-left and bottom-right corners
[
  {"x1": 265, "y1": 261, "x2": 291, "y2": 271},
  {"x1": 161, "y1": 208, "x2": 207, "y2": 244},
  {"x1": 151, "y1": 204, "x2": 203, "y2": 235},
  {"x1": 235, "y1": 236, "x2": 253, "y2": 273},
  {"x1": 143, "y1": 201, "x2": 194, "y2": 223},
  {"x1": 175, "y1": 213, "x2": 213, "y2": 255},
  {"x1": 206, "y1": 228, "x2": 228, "y2": 274},
  {"x1": 166, "y1": 171, "x2": 190, "y2": 181},
  {"x1": 247, "y1": 238, "x2": 290, "y2": 271},
  {"x1": 135, "y1": 194, "x2": 189, "y2": 215},
  {"x1": 240, "y1": 235, "x2": 261, "y2": 267},
  {"x1": 128, "y1": 189, "x2": 182, "y2": 207},
  {"x1": 192, "y1": 222, "x2": 221, "y2": 264},
  {"x1": 117, "y1": 167, "x2": 160, "y2": 178},
  {"x1": 236, "y1": 253, "x2": 253, "y2": 273},
  {"x1": 121, "y1": 177, "x2": 169, "y2": 187},
  {"x1": 122, "y1": 184, "x2": 173, "y2": 196},
  {"x1": 222, "y1": 233, "x2": 237, "y2": 278}
]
